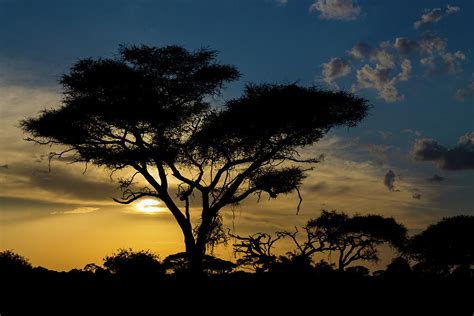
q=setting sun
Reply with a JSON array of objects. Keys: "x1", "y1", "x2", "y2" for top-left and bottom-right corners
[{"x1": 134, "y1": 199, "x2": 166, "y2": 214}]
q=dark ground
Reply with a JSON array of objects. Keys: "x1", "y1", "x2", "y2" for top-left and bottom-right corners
[{"x1": 1, "y1": 268, "x2": 473, "y2": 315}]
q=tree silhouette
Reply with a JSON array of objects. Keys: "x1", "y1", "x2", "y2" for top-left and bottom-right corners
[
  {"x1": 21, "y1": 44, "x2": 370, "y2": 273},
  {"x1": 407, "y1": 215, "x2": 474, "y2": 275},
  {"x1": 307, "y1": 210, "x2": 407, "y2": 271},
  {"x1": 232, "y1": 233, "x2": 281, "y2": 272},
  {"x1": 0, "y1": 250, "x2": 32, "y2": 274},
  {"x1": 103, "y1": 248, "x2": 164, "y2": 278}
]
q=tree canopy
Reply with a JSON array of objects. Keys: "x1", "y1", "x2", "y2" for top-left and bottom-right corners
[
  {"x1": 407, "y1": 215, "x2": 474, "y2": 274},
  {"x1": 306, "y1": 210, "x2": 407, "y2": 270},
  {"x1": 21, "y1": 44, "x2": 370, "y2": 272}
]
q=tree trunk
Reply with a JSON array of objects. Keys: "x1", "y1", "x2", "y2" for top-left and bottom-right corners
[{"x1": 188, "y1": 207, "x2": 215, "y2": 275}]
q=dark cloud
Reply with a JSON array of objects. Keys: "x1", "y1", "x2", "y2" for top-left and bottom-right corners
[
  {"x1": 0, "y1": 163, "x2": 121, "y2": 201},
  {"x1": 412, "y1": 193, "x2": 422, "y2": 199},
  {"x1": 307, "y1": 181, "x2": 328, "y2": 192},
  {"x1": 0, "y1": 196, "x2": 86, "y2": 224},
  {"x1": 412, "y1": 133, "x2": 474, "y2": 171},
  {"x1": 394, "y1": 37, "x2": 419, "y2": 55},
  {"x1": 427, "y1": 174, "x2": 445, "y2": 183},
  {"x1": 0, "y1": 164, "x2": 8, "y2": 169},
  {"x1": 304, "y1": 181, "x2": 351, "y2": 195},
  {"x1": 348, "y1": 42, "x2": 374, "y2": 60},
  {"x1": 383, "y1": 170, "x2": 399, "y2": 192}
]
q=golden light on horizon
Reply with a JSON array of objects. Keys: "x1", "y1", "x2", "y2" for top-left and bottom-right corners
[{"x1": 134, "y1": 199, "x2": 166, "y2": 214}]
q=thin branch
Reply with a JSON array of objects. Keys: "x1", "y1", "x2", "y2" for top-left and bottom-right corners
[{"x1": 113, "y1": 192, "x2": 160, "y2": 204}]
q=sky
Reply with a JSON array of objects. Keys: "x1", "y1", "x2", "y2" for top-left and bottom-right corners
[{"x1": 0, "y1": 0, "x2": 473, "y2": 271}]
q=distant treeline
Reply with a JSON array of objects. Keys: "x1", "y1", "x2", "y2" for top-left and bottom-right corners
[
  {"x1": 2, "y1": 210, "x2": 473, "y2": 277},
  {"x1": 1, "y1": 211, "x2": 473, "y2": 315}
]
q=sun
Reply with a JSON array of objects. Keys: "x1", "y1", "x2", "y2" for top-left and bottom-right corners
[{"x1": 134, "y1": 199, "x2": 165, "y2": 214}]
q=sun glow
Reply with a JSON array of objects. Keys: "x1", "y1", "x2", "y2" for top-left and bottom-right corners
[{"x1": 134, "y1": 199, "x2": 166, "y2": 214}]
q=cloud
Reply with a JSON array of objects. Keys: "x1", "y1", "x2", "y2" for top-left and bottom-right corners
[
  {"x1": 414, "y1": 5, "x2": 460, "y2": 29},
  {"x1": 276, "y1": 0, "x2": 288, "y2": 6},
  {"x1": 446, "y1": 4, "x2": 460, "y2": 14},
  {"x1": 364, "y1": 143, "x2": 392, "y2": 165},
  {"x1": 310, "y1": 0, "x2": 361, "y2": 21},
  {"x1": 394, "y1": 37, "x2": 419, "y2": 55},
  {"x1": 454, "y1": 81, "x2": 474, "y2": 102},
  {"x1": 397, "y1": 59, "x2": 412, "y2": 81},
  {"x1": 53, "y1": 207, "x2": 100, "y2": 215},
  {"x1": 321, "y1": 57, "x2": 351, "y2": 85},
  {"x1": 402, "y1": 129, "x2": 422, "y2": 137},
  {"x1": 0, "y1": 162, "x2": 122, "y2": 204},
  {"x1": 412, "y1": 133, "x2": 474, "y2": 170},
  {"x1": 348, "y1": 34, "x2": 463, "y2": 101},
  {"x1": 427, "y1": 174, "x2": 445, "y2": 183},
  {"x1": 412, "y1": 193, "x2": 422, "y2": 199},
  {"x1": 442, "y1": 51, "x2": 465, "y2": 74},
  {"x1": 347, "y1": 41, "x2": 413, "y2": 102},
  {"x1": 352, "y1": 64, "x2": 404, "y2": 102},
  {"x1": 348, "y1": 42, "x2": 374, "y2": 60},
  {"x1": 384, "y1": 170, "x2": 399, "y2": 192}
]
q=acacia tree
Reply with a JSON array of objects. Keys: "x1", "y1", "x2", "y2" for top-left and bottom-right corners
[
  {"x1": 407, "y1": 215, "x2": 474, "y2": 275},
  {"x1": 21, "y1": 45, "x2": 370, "y2": 273},
  {"x1": 307, "y1": 210, "x2": 407, "y2": 271}
]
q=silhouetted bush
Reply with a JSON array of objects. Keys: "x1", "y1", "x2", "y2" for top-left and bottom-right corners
[
  {"x1": 103, "y1": 248, "x2": 164, "y2": 278},
  {"x1": 163, "y1": 252, "x2": 236, "y2": 275},
  {"x1": 407, "y1": 215, "x2": 474, "y2": 275},
  {"x1": 0, "y1": 250, "x2": 32, "y2": 275},
  {"x1": 385, "y1": 257, "x2": 413, "y2": 277}
]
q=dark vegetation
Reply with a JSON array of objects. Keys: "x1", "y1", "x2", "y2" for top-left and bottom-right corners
[
  {"x1": 7, "y1": 45, "x2": 473, "y2": 313},
  {"x1": 1, "y1": 213, "x2": 473, "y2": 314}
]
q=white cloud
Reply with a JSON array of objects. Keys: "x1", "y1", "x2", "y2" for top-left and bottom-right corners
[
  {"x1": 352, "y1": 64, "x2": 404, "y2": 102},
  {"x1": 310, "y1": 0, "x2": 361, "y2": 21},
  {"x1": 414, "y1": 5, "x2": 461, "y2": 29},
  {"x1": 321, "y1": 57, "x2": 352, "y2": 85},
  {"x1": 397, "y1": 59, "x2": 412, "y2": 81},
  {"x1": 446, "y1": 4, "x2": 460, "y2": 14}
]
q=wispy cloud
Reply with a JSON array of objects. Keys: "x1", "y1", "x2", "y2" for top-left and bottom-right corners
[
  {"x1": 414, "y1": 5, "x2": 460, "y2": 29},
  {"x1": 310, "y1": 0, "x2": 361, "y2": 21},
  {"x1": 275, "y1": 0, "x2": 288, "y2": 6},
  {"x1": 454, "y1": 81, "x2": 474, "y2": 102},
  {"x1": 52, "y1": 207, "x2": 100, "y2": 215}
]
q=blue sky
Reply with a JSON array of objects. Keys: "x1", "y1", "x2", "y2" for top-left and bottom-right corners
[{"x1": 0, "y1": 0, "x2": 473, "y2": 270}]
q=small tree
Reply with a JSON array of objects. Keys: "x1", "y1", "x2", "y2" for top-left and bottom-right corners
[
  {"x1": 307, "y1": 210, "x2": 407, "y2": 271},
  {"x1": 232, "y1": 233, "x2": 282, "y2": 272},
  {"x1": 21, "y1": 45, "x2": 370, "y2": 273},
  {"x1": 407, "y1": 215, "x2": 474, "y2": 275}
]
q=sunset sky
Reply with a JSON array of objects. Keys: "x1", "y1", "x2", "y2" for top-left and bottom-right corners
[{"x1": 1, "y1": 0, "x2": 473, "y2": 271}]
